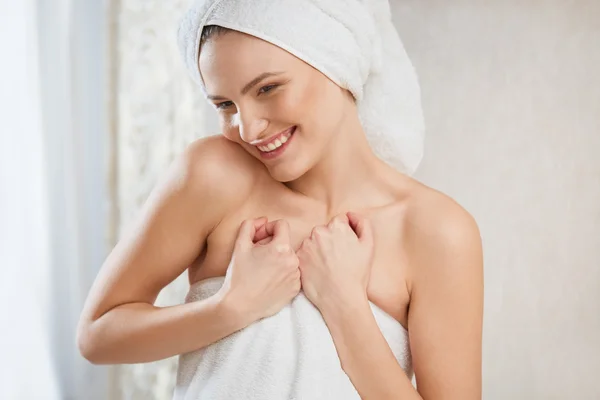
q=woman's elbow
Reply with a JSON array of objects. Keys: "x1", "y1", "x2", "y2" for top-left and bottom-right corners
[{"x1": 77, "y1": 319, "x2": 108, "y2": 365}]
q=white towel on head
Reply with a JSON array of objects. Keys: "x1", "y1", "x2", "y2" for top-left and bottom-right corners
[{"x1": 177, "y1": 0, "x2": 425, "y2": 174}]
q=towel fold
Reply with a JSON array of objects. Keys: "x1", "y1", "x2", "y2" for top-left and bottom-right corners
[{"x1": 177, "y1": 0, "x2": 425, "y2": 175}]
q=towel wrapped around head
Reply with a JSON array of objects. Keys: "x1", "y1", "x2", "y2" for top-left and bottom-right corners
[{"x1": 178, "y1": 0, "x2": 425, "y2": 175}]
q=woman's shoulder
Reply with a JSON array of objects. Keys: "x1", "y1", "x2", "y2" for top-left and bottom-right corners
[
  {"x1": 402, "y1": 178, "x2": 481, "y2": 259},
  {"x1": 176, "y1": 134, "x2": 268, "y2": 206},
  {"x1": 397, "y1": 178, "x2": 483, "y2": 299}
]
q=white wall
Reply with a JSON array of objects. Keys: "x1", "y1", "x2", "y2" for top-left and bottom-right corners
[{"x1": 393, "y1": 1, "x2": 600, "y2": 398}]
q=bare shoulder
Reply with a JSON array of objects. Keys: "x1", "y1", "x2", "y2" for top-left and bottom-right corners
[
  {"x1": 405, "y1": 180, "x2": 481, "y2": 243},
  {"x1": 176, "y1": 135, "x2": 267, "y2": 205},
  {"x1": 402, "y1": 179, "x2": 483, "y2": 285},
  {"x1": 183, "y1": 135, "x2": 264, "y2": 191},
  {"x1": 147, "y1": 135, "x2": 268, "y2": 235}
]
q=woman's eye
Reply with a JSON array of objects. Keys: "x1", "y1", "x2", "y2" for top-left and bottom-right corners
[
  {"x1": 215, "y1": 101, "x2": 234, "y2": 110},
  {"x1": 215, "y1": 85, "x2": 277, "y2": 109},
  {"x1": 259, "y1": 84, "x2": 277, "y2": 95}
]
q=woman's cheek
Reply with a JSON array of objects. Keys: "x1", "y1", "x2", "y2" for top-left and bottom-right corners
[
  {"x1": 220, "y1": 115, "x2": 239, "y2": 141},
  {"x1": 273, "y1": 91, "x2": 299, "y2": 118}
]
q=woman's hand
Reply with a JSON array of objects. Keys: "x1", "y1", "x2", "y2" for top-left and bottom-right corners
[
  {"x1": 296, "y1": 212, "x2": 374, "y2": 313},
  {"x1": 219, "y1": 218, "x2": 301, "y2": 322}
]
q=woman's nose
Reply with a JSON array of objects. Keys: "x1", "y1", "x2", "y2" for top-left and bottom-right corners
[{"x1": 236, "y1": 109, "x2": 268, "y2": 144}]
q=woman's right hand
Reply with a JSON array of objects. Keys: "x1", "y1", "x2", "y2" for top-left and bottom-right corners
[{"x1": 219, "y1": 218, "x2": 301, "y2": 322}]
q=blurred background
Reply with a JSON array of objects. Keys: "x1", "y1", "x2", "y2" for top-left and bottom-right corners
[{"x1": 1, "y1": 0, "x2": 598, "y2": 399}]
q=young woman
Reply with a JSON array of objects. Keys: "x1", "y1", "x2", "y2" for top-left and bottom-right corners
[{"x1": 78, "y1": 1, "x2": 483, "y2": 399}]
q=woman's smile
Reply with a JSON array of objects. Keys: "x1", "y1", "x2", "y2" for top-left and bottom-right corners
[{"x1": 255, "y1": 125, "x2": 297, "y2": 160}]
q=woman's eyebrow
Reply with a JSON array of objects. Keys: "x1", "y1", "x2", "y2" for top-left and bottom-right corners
[
  {"x1": 206, "y1": 71, "x2": 284, "y2": 101},
  {"x1": 240, "y1": 72, "x2": 283, "y2": 95}
]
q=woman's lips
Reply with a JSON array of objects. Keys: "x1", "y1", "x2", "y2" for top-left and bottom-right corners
[
  {"x1": 257, "y1": 126, "x2": 296, "y2": 160},
  {"x1": 253, "y1": 126, "x2": 295, "y2": 147}
]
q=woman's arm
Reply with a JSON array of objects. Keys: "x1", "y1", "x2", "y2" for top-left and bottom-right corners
[
  {"x1": 320, "y1": 294, "x2": 420, "y2": 400},
  {"x1": 320, "y1": 199, "x2": 483, "y2": 400},
  {"x1": 406, "y1": 200, "x2": 483, "y2": 399},
  {"x1": 77, "y1": 137, "x2": 256, "y2": 364},
  {"x1": 80, "y1": 293, "x2": 250, "y2": 364}
]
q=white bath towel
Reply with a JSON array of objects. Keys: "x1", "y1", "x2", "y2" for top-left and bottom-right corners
[
  {"x1": 174, "y1": 277, "x2": 412, "y2": 400},
  {"x1": 177, "y1": 0, "x2": 425, "y2": 175}
]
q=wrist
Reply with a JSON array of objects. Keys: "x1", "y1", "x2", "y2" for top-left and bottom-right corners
[
  {"x1": 213, "y1": 289, "x2": 256, "y2": 331},
  {"x1": 319, "y1": 288, "x2": 370, "y2": 321}
]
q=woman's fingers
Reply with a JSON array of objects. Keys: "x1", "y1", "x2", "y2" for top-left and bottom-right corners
[
  {"x1": 252, "y1": 217, "x2": 271, "y2": 243},
  {"x1": 347, "y1": 211, "x2": 373, "y2": 244},
  {"x1": 238, "y1": 214, "x2": 371, "y2": 249},
  {"x1": 236, "y1": 217, "x2": 268, "y2": 250},
  {"x1": 267, "y1": 219, "x2": 292, "y2": 249}
]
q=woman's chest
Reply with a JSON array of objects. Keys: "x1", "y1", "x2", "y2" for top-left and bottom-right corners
[{"x1": 192, "y1": 197, "x2": 411, "y2": 328}]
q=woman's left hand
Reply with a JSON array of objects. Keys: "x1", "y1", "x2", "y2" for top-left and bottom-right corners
[{"x1": 297, "y1": 212, "x2": 374, "y2": 314}]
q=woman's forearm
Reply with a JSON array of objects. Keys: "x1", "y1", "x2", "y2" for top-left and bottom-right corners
[
  {"x1": 78, "y1": 292, "x2": 249, "y2": 364},
  {"x1": 320, "y1": 296, "x2": 421, "y2": 400}
]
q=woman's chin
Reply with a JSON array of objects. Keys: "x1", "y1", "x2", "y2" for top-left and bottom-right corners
[
  {"x1": 269, "y1": 169, "x2": 300, "y2": 183},
  {"x1": 267, "y1": 162, "x2": 307, "y2": 183}
]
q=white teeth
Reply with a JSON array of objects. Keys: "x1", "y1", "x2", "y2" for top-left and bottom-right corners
[{"x1": 257, "y1": 128, "x2": 294, "y2": 153}]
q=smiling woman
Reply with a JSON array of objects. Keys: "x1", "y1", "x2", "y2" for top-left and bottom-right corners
[
  {"x1": 75, "y1": 0, "x2": 600, "y2": 398},
  {"x1": 196, "y1": 27, "x2": 361, "y2": 183},
  {"x1": 78, "y1": 1, "x2": 483, "y2": 400}
]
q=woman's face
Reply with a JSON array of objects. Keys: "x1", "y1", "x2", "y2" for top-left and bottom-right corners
[{"x1": 199, "y1": 30, "x2": 354, "y2": 182}]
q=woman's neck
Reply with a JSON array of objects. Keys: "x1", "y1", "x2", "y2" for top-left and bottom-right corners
[{"x1": 285, "y1": 115, "x2": 394, "y2": 218}]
